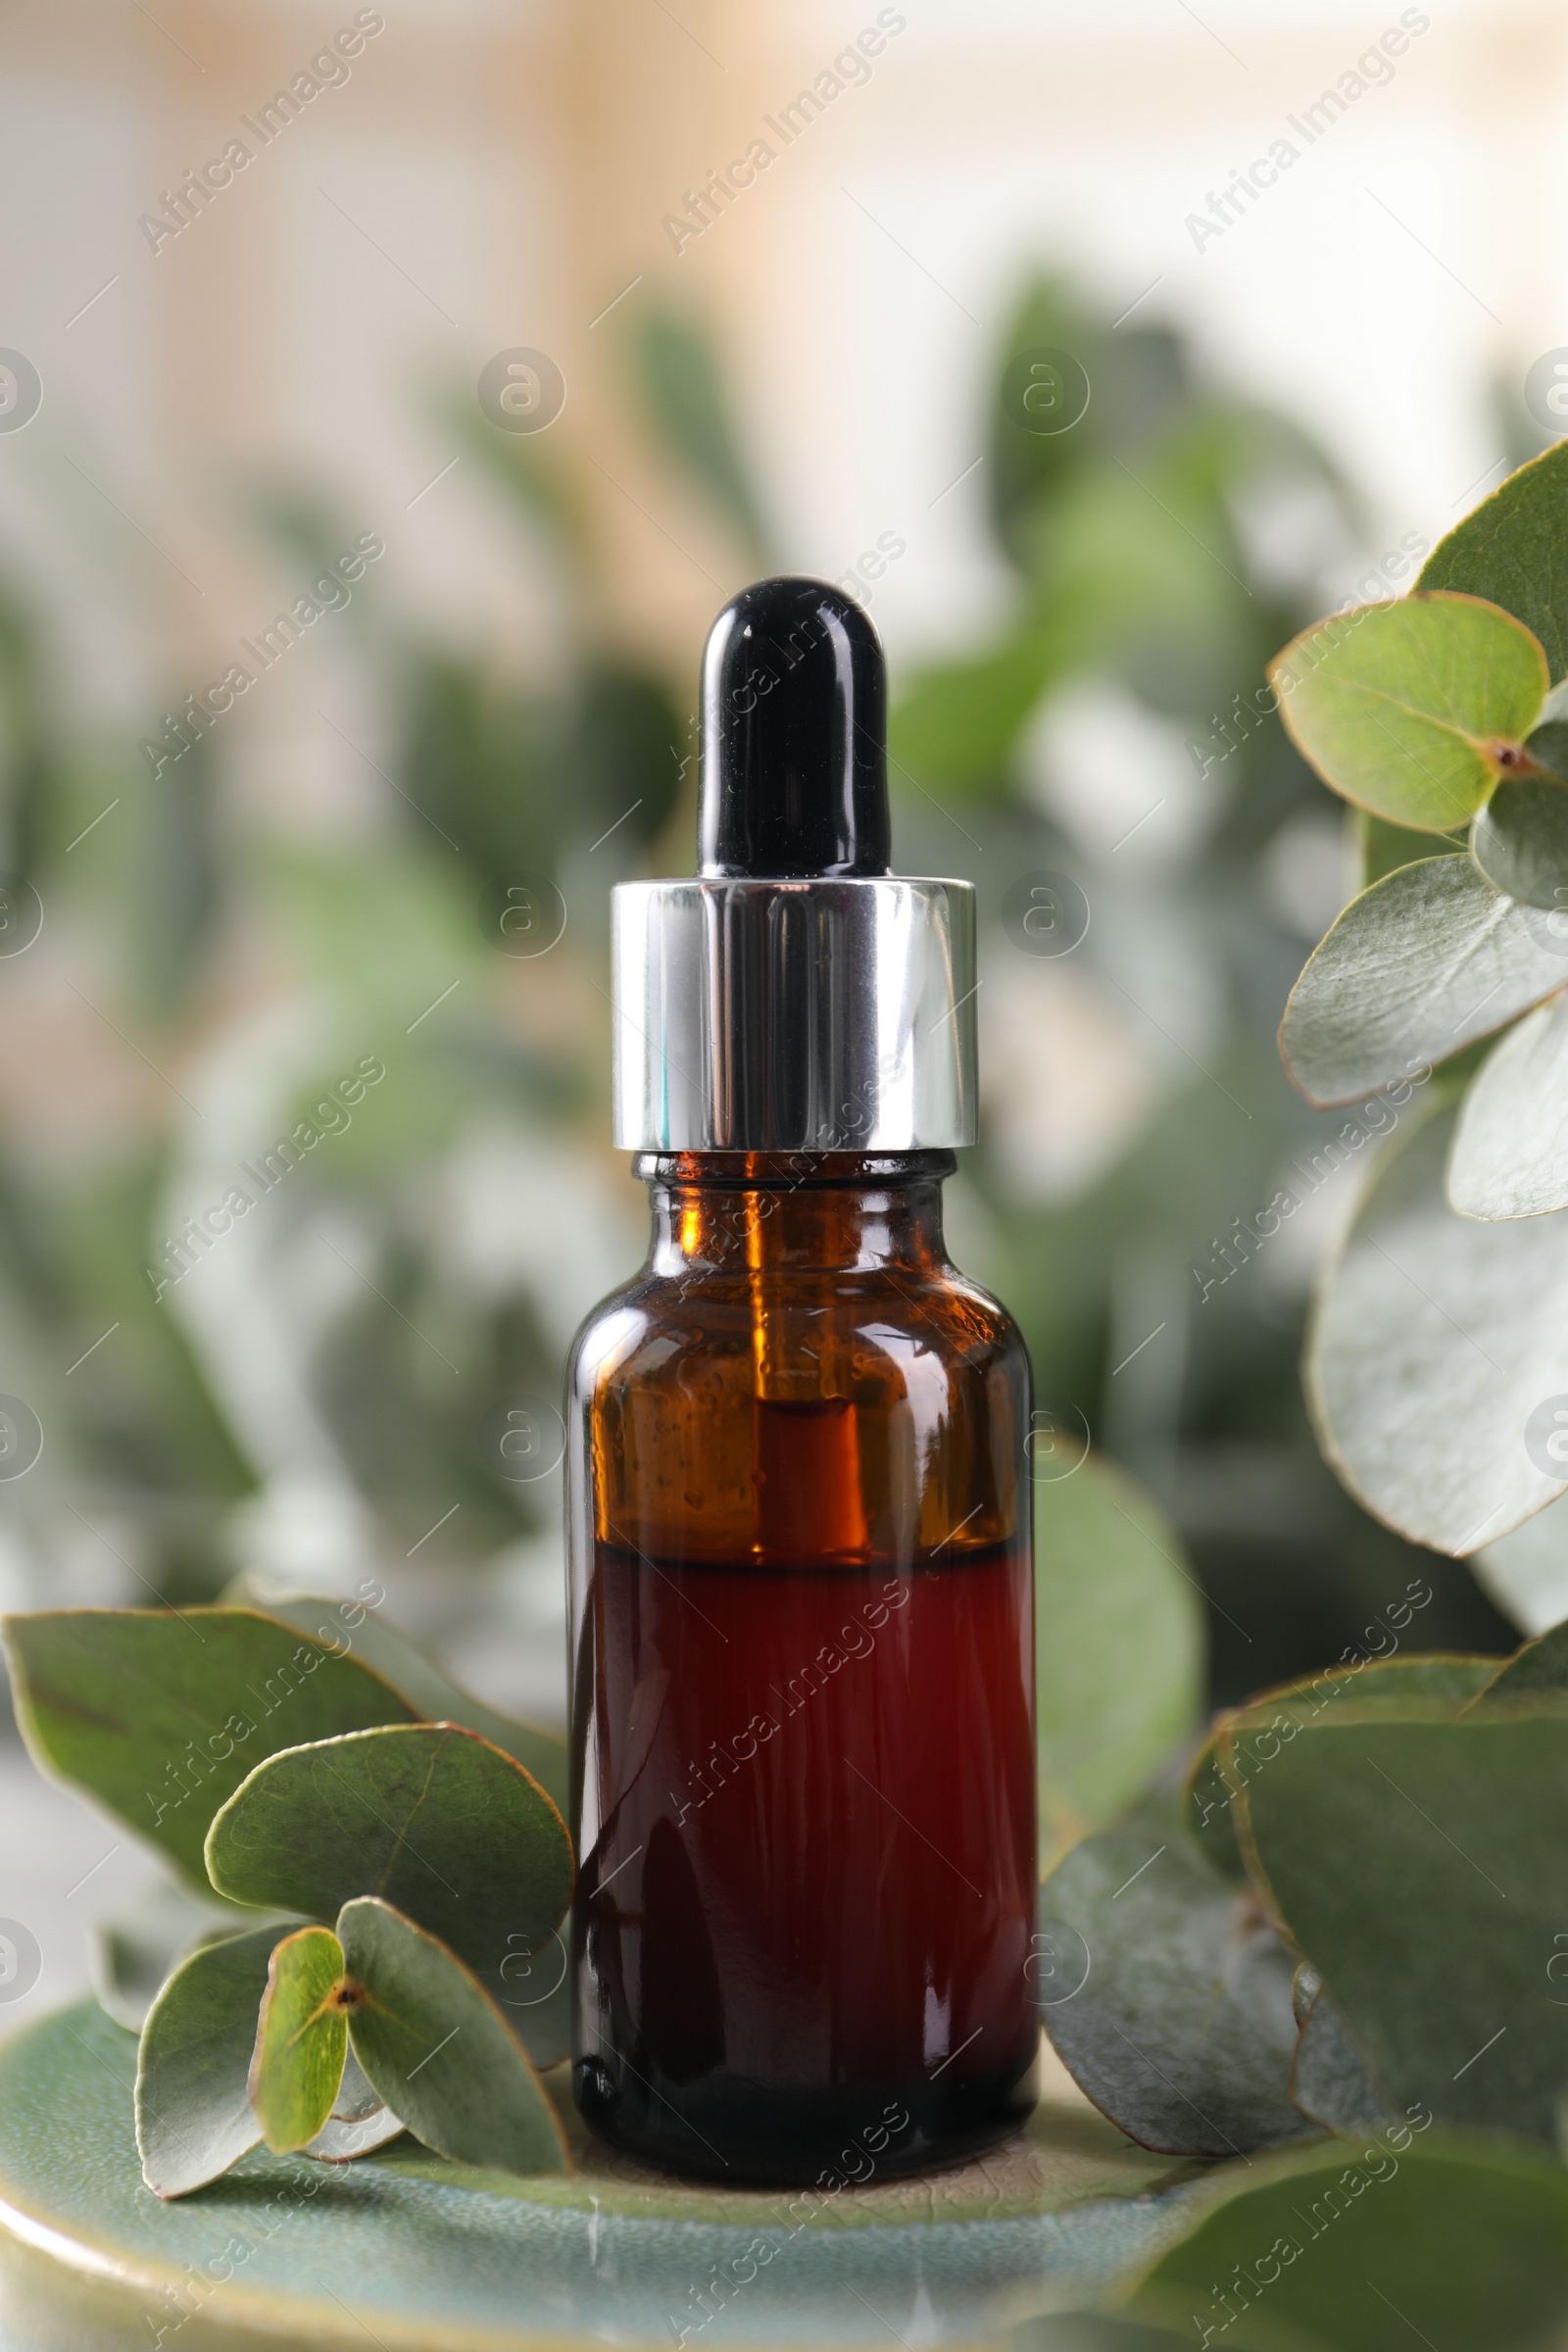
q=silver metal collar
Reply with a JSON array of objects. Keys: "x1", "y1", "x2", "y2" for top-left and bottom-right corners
[{"x1": 611, "y1": 875, "x2": 977, "y2": 1152}]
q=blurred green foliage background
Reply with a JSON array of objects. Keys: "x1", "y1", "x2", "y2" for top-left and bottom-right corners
[{"x1": 0, "y1": 282, "x2": 1516, "y2": 1727}]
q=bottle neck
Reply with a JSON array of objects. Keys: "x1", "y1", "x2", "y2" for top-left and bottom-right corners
[{"x1": 636, "y1": 1152, "x2": 954, "y2": 1277}]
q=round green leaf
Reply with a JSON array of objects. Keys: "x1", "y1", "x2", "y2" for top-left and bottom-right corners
[
  {"x1": 1448, "y1": 990, "x2": 1568, "y2": 1219},
  {"x1": 1035, "y1": 1456, "x2": 1205, "y2": 1852},
  {"x1": 1280, "y1": 856, "x2": 1564, "y2": 1106},
  {"x1": 1184, "y1": 1656, "x2": 1494, "y2": 1887},
  {"x1": 256, "y1": 1634, "x2": 572, "y2": 2060},
  {"x1": 1526, "y1": 716, "x2": 1568, "y2": 777},
  {"x1": 1289, "y1": 1982, "x2": 1396, "y2": 2136},
  {"x1": 1182, "y1": 1728, "x2": 1249, "y2": 1886},
  {"x1": 339, "y1": 1897, "x2": 569, "y2": 2179},
  {"x1": 1463, "y1": 1614, "x2": 1568, "y2": 1714},
  {"x1": 205, "y1": 1724, "x2": 572, "y2": 1991},
  {"x1": 1224, "y1": 1655, "x2": 1498, "y2": 1745},
  {"x1": 248, "y1": 1926, "x2": 349, "y2": 2155},
  {"x1": 1270, "y1": 592, "x2": 1547, "y2": 831},
  {"x1": 1232, "y1": 1703, "x2": 1568, "y2": 2138},
  {"x1": 1471, "y1": 775, "x2": 1568, "y2": 908},
  {"x1": 1307, "y1": 1102, "x2": 1568, "y2": 1552},
  {"x1": 0, "y1": 1608, "x2": 416, "y2": 1887},
  {"x1": 1129, "y1": 2138, "x2": 1568, "y2": 2351},
  {"x1": 1040, "y1": 1808, "x2": 1317, "y2": 2158},
  {"x1": 134, "y1": 1926, "x2": 278, "y2": 2198},
  {"x1": 1419, "y1": 436, "x2": 1568, "y2": 682}
]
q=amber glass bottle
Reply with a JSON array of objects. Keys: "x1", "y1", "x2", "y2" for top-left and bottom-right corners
[{"x1": 566, "y1": 580, "x2": 1038, "y2": 2181}]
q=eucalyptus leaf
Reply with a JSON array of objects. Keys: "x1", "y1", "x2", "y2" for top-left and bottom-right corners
[
  {"x1": 248, "y1": 1925, "x2": 348, "y2": 2154},
  {"x1": 1471, "y1": 774, "x2": 1568, "y2": 908},
  {"x1": 206, "y1": 1724, "x2": 572, "y2": 1992},
  {"x1": 1526, "y1": 716, "x2": 1568, "y2": 778},
  {"x1": 1448, "y1": 990, "x2": 1568, "y2": 1219},
  {"x1": 1035, "y1": 1455, "x2": 1205, "y2": 1853},
  {"x1": 254, "y1": 1592, "x2": 568, "y2": 1816},
  {"x1": 1269, "y1": 592, "x2": 1546, "y2": 831},
  {"x1": 1184, "y1": 1657, "x2": 1494, "y2": 1887},
  {"x1": 1290, "y1": 1982, "x2": 1396, "y2": 2136},
  {"x1": 1307, "y1": 1102, "x2": 1568, "y2": 1552},
  {"x1": 1039, "y1": 1806, "x2": 1317, "y2": 2158},
  {"x1": 1228, "y1": 1655, "x2": 1497, "y2": 1738},
  {"x1": 1463, "y1": 1615, "x2": 1568, "y2": 1714},
  {"x1": 1, "y1": 1608, "x2": 416, "y2": 1886},
  {"x1": 1182, "y1": 1733, "x2": 1248, "y2": 1886},
  {"x1": 134, "y1": 1925, "x2": 278, "y2": 2198},
  {"x1": 1419, "y1": 435, "x2": 1568, "y2": 681},
  {"x1": 1473, "y1": 1494, "x2": 1568, "y2": 1634},
  {"x1": 1128, "y1": 2138, "x2": 1568, "y2": 2351},
  {"x1": 338, "y1": 1896, "x2": 569, "y2": 2178},
  {"x1": 1279, "y1": 855, "x2": 1564, "y2": 1106},
  {"x1": 1231, "y1": 1702, "x2": 1568, "y2": 2137}
]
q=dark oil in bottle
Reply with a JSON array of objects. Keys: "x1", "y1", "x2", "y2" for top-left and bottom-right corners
[{"x1": 573, "y1": 1528, "x2": 1036, "y2": 2180}]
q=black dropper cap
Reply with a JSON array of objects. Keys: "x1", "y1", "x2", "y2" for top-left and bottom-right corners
[{"x1": 698, "y1": 577, "x2": 891, "y2": 879}]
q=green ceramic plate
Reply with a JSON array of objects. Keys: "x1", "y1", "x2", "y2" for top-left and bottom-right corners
[{"x1": 0, "y1": 2007, "x2": 1200, "y2": 2349}]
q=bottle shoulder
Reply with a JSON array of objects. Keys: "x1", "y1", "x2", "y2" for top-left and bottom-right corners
[
  {"x1": 564, "y1": 1269, "x2": 659, "y2": 1395},
  {"x1": 567, "y1": 1255, "x2": 1028, "y2": 1405}
]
